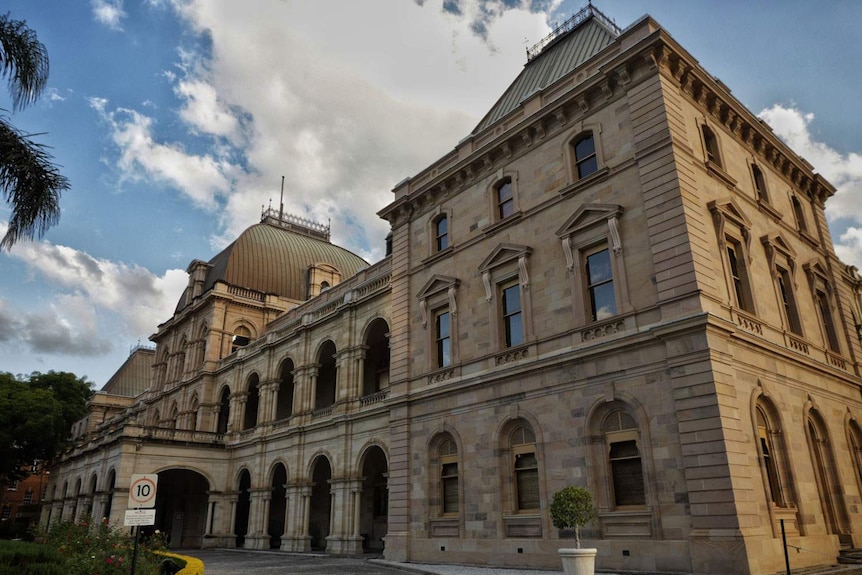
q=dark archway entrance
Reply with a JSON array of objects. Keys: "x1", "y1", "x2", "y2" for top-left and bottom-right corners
[
  {"x1": 234, "y1": 470, "x2": 251, "y2": 548},
  {"x1": 154, "y1": 469, "x2": 209, "y2": 548},
  {"x1": 360, "y1": 446, "x2": 388, "y2": 551},
  {"x1": 309, "y1": 457, "x2": 332, "y2": 551},
  {"x1": 269, "y1": 464, "x2": 287, "y2": 549}
]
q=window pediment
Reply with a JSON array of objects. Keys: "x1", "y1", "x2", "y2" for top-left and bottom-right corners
[
  {"x1": 555, "y1": 203, "x2": 622, "y2": 238},
  {"x1": 477, "y1": 243, "x2": 532, "y2": 273},
  {"x1": 708, "y1": 198, "x2": 752, "y2": 229},
  {"x1": 417, "y1": 275, "x2": 460, "y2": 300},
  {"x1": 761, "y1": 232, "x2": 796, "y2": 259}
]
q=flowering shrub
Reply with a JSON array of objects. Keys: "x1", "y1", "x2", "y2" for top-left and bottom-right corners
[{"x1": 37, "y1": 517, "x2": 167, "y2": 575}]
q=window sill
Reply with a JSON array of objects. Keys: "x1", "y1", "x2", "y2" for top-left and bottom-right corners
[
  {"x1": 705, "y1": 160, "x2": 737, "y2": 188},
  {"x1": 421, "y1": 245, "x2": 454, "y2": 267},
  {"x1": 799, "y1": 228, "x2": 819, "y2": 248},
  {"x1": 756, "y1": 198, "x2": 782, "y2": 221},
  {"x1": 503, "y1": 514, "x2": 542, "y2": 538},
  {"x1": 429, "y1": 517, "x2": 460, "y2": 538},
  {"x1": 482, "y1": 211, "x2": 523, "y2": 236},
  {"x1": 597, "y1": 508, "x2": 652, "y2": 538},
  {"x1": 558, "y1": 167, "x2": 610, "y2": 197}
]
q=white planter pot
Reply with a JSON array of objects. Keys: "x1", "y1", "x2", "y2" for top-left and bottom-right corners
[{"x1": 558, "y1": 548, "x2": 597, "y2": 575}]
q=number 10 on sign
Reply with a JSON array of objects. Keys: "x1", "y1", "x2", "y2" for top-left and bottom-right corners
[{"x1": 128, "y1": 474, "x2": 158, "y2": 509}]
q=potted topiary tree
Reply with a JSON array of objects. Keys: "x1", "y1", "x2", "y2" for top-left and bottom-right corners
[{"x1": 550, "y1": 486, "x2": 597, "y2": 575}]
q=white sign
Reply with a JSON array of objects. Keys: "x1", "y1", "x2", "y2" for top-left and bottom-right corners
[
  {"x1": 124, "y1": 509, "x2": 156, "y2": 527},
  {"x1": 128, "y1": 474, "x2": 159, "y2": 509}
]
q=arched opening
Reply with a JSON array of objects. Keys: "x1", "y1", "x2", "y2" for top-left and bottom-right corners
[
  {"x1": 315, "y1": 341, "x2": 337, "y2": 410},
  {"x1": 189, "y1": 394, "x2": 200, "y2": 431},
  {"x1": 276, "y1": 359, "x2": 294, "y2": 420},
  {"x1": 359, "y1": 446, "x2": 388, "y2": 551},
  {"x1": 87, "y1": 474, "x2": 98, "y2": 517},
  {"x1": 231, "y1": 325, "x2": 252, "y2": 353},
  {"x1": 217, "y1": 387, "x2": 231, "y2": 434},
  {"x1": 269, "y1": 463, "x2": 287, "y2": 549},
  {"x1": 169, "y1": 402, "x2": 179, "y2": 430},
  {"x1": 72, "y1": 478, "x2": 81, "y2": 521},
  {"x1": 103, "y1": 471, "x2": 116, "y2": 522},
  {"x1": 362, "y1": 319, "x2": 390, "y2": 397},
  {"x1": 807, "y1": 411, "x2": 850, "y2": 546},
  {"x1": 243, "y1": 374, "x2": 260, "y2": 430},
  {"x1": 309, "y1": 456, "x2": 332, "y2": 550},
  {"x1": 234, "y1": 469, "x2": 251, "y2": 548},
  {"x1": 152, "y1": 469, "x2": 209, "y2": 548}
]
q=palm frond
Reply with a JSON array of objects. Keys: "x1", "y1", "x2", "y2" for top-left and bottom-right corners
[
  {"x1": 0, "y1": 12, "x2": 49, "y2": 112},
  {"x1": 0, "y1": 116, "x2": 68, "y2": 249}
]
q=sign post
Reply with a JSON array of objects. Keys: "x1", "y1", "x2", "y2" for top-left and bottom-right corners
[{"x1": 125, "y1": 474, "x2": 158, "y2": 575}]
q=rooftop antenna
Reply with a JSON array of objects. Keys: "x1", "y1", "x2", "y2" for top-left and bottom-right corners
[{"x1": 279, "y1": 176, "x2": 285, "y2": 222}]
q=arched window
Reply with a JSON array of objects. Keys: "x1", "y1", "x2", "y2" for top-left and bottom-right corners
[
  {"x1": 702, "y1": 124, "x2": 722, "y2": 167},
  {"x1": 848, "y1": 420, "x2": 862, "y2": 489},
  {"x1": 232, "y1": 325, "x2": 251, "y2": 353},
  {"x1": 806, "y1": 409, "x2": 849, "y2": 540},
  {"x1": 434, "y1": 215, "x2": 449, "y2": 252},
  {"x1": 602, "y1": 409, "x2": 645, "y2": 507},
  {"x1": 434, "y1": 435, "x2": 459, "y2": 516},
  {"x1": 495, "y1": 178, "x2": 515, "y2": 220},
  {"x1": 573, "y1": 132, "x2": 598, "y2": 179},
  {"x1": 510, "y1": 425, "x2": 539, "y2": 512},
  {"x1": 751, "y1": 164, "x2": 768, "y2": 202},
  {"x1": 756, "y1": 405, "x2": 785, "y2": 506}
]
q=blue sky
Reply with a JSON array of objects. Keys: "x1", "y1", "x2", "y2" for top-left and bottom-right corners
[{"x1": 1, "y1": 0, "x2": 861, "y2": 386}]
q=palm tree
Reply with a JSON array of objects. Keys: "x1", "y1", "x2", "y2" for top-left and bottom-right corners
[{"x1": 0, "y1": 13, "x2": 68, "y2": 250}]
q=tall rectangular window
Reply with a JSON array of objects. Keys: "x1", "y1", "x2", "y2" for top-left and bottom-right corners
[
  {"x1": 777, "y1": 268, "x2": 802, "y2": 335},
  {"x1": 435, "y1": 310, "x2": 451, "y2": 368},
  {"x1": 574, "y1": 133, "x2": 598, "y2": 179},
  {"x1": 502, "y1": 283, "x2": 523, "y2": 347},
  {"x1": 752, "y1": 164, "x2": 768, "y2": 202},
  {"x1": 435, "y1": 216, "x2": 449, "y2": 251},
  {"x1": 816, "y1": 290, "x2": 840, "y2": 352},
  {"x1": 726, "y1": 241, "x2": 753, "y2": 312},
  {"x1": 586, "y1": 248, "x2": 616, "y2": 321},
  {"x1": 497, "y1": 179, "x2": 514, "y2": 220}
]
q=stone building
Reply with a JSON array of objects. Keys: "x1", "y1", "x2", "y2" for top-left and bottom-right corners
[{"x1": 45, "y1": 6, "x2": 862, "y2": 574}]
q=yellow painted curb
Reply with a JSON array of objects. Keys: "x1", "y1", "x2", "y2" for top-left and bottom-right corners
[{"x1": 154, "y1": 550, "x2": 205, "y2": 575}]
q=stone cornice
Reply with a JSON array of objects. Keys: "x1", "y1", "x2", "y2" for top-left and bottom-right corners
[{"x1": 644, "y1": 30, "x2": 835, "y2": 204}]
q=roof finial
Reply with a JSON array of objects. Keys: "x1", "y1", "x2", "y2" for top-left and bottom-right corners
[{"x1": 279, "y1": 176, "x2": 285, "y2": 222}]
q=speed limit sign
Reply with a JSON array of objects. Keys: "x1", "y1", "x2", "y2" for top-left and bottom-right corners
[{"x1": 128, "y1": 474, "x2": 158, "y2": 509}]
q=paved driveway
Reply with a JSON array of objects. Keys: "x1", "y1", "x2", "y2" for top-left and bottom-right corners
[{"x1": 178, "y1": 549, "x2": 413, "y2": 575}]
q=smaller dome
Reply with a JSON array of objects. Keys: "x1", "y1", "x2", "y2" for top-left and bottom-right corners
[{"x1": 176, "y1": 216, "x2": 368, "y2": 312}]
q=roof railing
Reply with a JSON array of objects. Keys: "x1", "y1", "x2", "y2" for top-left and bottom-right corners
[
  {"x1": 260, "y1": 207, "x2": 331, "y2": 241},
  {"x1": 526, "y1": 3, "x2": 621, "y2": 61}
]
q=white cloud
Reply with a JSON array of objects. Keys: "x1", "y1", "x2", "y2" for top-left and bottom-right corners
[
  {"x1": 758, "y1": 104, "x2": 862, "y2": 268},
  {"x1": 1, "y1": 225, "x2": 188, "y2": 356},
  {"x1": 153, "y1": 0, "x2": 555, "y2": 259},
  {"x1": 91, "y1": 0, "x2": 126, "y2": 31},
  {"x1": 175, "y1": 79, "x2": 242, "y2": 143},
  {"x1": 89, "y1": 97, "x2": 235, "y2": 209}
]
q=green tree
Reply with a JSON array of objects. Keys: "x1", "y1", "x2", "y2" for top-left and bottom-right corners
[
  {"x1": 549, "y1": 486, "x2": 595, "y2": 548},
  {"x1": 0, "y1": 371, "x2": 91, "y2": 483},
  {"x1": 0, "y1": 13, "x2": 69, "y2": 250}
]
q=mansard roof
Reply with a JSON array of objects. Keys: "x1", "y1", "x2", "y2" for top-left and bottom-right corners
[{"x1": 473, "y1": 6, "x2": 619, "y2": 134}]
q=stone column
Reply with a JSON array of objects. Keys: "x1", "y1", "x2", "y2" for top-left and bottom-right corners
[
  {"x1": 281, "y1": 484, "x2": 311, "y2": 552},
  {"x1": 244, "y1": 488, "x2": 271, "y2": 550},
  {"x1": 231, "y1": 393, "x2": 247, "y2": 433},
  {"x1": 228, "y1": 494, "x2": 238, "y2": 548},
  {"x1": 258, "y1": 380, "x2": 279, "y2": 426},
  {"x1": 326, "y1": 479, "x2": 363, "y2": 555}
]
